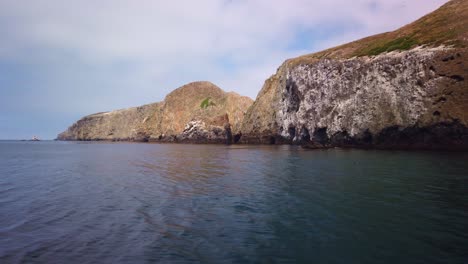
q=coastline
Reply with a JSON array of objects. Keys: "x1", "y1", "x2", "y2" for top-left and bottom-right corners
[{"x1": 54, "y1": 138, "x2": 468, "y2": 152}]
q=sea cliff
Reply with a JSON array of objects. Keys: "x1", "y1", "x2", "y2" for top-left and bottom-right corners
[{"x1": 240, "y1": 0, "x2": 468, "y2": 149}]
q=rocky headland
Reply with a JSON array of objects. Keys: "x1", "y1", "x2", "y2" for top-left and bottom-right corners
[
  {"x1": 59, "y1": 0, "x2": 468, "y2": 150},
  {"x1": 57, "y1": 81, "x2": 253, "y2": 144}
]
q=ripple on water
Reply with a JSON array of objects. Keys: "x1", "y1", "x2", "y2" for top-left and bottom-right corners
[{"x1": 0, "y1": 143, "x2": 467, "y2": 263}]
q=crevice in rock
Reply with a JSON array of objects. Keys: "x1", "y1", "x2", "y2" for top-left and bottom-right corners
[
  {"x1": 433, "y1": 97, "x2": 447, "y2": 104},
  {"x1": 450, "y1": 75, "x2": 464, "y2": 82},
  {"x1": 225, "y1": 123, "x2": 233, "y2": 145},
  {"x1": 442, "y1": 55, "x2": 455, "y2": 62},
  {"x1": 285, "y1": 79, "x2": 300, "y2": 113},
  {"x1": 300, "y1": 127, "x2": 310, "y2": 143}
]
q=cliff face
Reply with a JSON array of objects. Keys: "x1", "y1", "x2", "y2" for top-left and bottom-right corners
[
  {"x1": 57, "y1": 81, "x2": 253, "y2": 143},
  {"x1": 241, "y1": 0, "x2": 468, "y2": 149}
]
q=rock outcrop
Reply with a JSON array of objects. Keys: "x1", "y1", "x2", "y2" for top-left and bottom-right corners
[
  {"x1": 57, "y1": 81, "x2": 253, "y2": 143},
  {"x1": 241, "y1": 0, "x2": 468, "y2": 150}
]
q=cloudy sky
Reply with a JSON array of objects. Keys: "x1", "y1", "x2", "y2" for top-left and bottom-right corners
[{"x1": 0, "y1": 0, "x2": 448, "y2": 139}]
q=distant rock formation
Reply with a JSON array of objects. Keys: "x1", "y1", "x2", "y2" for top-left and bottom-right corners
[
  {"x1": 57, "y1": 81, "x2": 253, "y2": 143},
  {"x1": 240, "y1": 0, "x2": 468, "y2": 150}
]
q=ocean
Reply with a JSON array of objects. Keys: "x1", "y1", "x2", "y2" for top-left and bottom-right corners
[{"x1": 1, "y1": 141, "x2": 467, "y2": 263}]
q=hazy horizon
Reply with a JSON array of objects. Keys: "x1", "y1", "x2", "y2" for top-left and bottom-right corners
[{"x1": 1, "y1": 0, "x2": 449, "y2": 140}]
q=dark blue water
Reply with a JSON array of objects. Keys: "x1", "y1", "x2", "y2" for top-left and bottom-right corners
[{"x1": 0, "y1": 141, "x2": 467, "y2": 264}]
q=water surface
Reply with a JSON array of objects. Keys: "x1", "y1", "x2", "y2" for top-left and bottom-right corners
[{"x1": 1, "y1": 141, "x2": 467, "y2": 263}]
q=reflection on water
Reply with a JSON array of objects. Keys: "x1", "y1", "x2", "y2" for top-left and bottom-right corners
[{"x1": 0, "y1": 141, "x2": 467, "y2": 263}]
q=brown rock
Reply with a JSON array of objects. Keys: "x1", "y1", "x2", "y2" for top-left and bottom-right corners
[{"x1": 57, "y1": 81, "x2": 253, "y2": 143}]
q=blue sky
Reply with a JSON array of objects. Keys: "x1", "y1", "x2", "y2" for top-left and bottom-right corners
[{"x1": 0, "y1": 0, "x2": 448, "y2": 139}]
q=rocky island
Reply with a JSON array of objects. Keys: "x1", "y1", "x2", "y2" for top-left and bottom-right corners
[{"x1": 58, "y1": 0, "x2": 468, "y2": 150}]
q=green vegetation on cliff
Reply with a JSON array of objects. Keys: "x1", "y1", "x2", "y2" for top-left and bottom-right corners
[
  {"x1": 200, "y1": 97, "x2": 216, "y2": 109},
  {"x1": 289, "y1": 0, "x2": 468, "y2": 64}
]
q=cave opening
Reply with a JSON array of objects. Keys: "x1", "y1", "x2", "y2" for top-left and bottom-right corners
[
  {"x1": 234, "y1": 133, "x2": 242, "y2": 143},
  {"x1": 288, "y1": 126, "x2": 296, "y2": 139},
  {"x1": 269, "y1": 136, "x2": 276, "y2": 145},
  {"x1": 313, "y1": 127, "x2": 329, "y2": 144},
  {"x1": 362, "y1": 129, "x2": 373, "y2": 144}
]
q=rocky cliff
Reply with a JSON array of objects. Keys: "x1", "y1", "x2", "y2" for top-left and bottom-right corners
[
  {"x1": 59, "y1": 0, "x2": 467, "y2": 149},
  {"x1": 57, "y1": 81, "x2": 253, "y2": 143},
  {"x1": 241, "y1": 0, "x2": 468, "y2": 150}
]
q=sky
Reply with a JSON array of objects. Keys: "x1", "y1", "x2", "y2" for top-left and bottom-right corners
[{"x1": 0, "y1": 0, "x2": 449, "y2": 139}]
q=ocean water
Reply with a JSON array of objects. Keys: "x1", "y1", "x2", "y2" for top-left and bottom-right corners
[{"x1": 0, "y1": 141, "x2": 467, "y2": 264}]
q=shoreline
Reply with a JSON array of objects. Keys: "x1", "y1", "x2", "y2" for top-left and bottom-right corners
[{"x1": 53, "y1": 139, "x2": 468, "y2": 152}]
